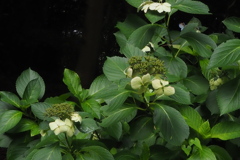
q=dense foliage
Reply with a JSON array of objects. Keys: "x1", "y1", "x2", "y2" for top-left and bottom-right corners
[{"x1": 1, "y1": 0, "x2": 240, "y2": 159}]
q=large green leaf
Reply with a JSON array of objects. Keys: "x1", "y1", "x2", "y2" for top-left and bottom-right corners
[
  {"x1": 130, "y1": 117, "x2": 154, "y2": 141},
  {"x1": 16, "y1": 68, "x2": 45, "y2": 99},
  {"x1": 104, "y1": 89, "x2": 130, "y2": 112},
  {"x1": 128, "y1": 24, "x2": 158, "y2": 49},
  {"x1": 79, "y1": 118, "x2": 100, "y2": 133},
  {"x1": 114, "y1": 151, "x2": 139, "y2": 160},
  {"x1": 208, "y1": 39, "x2": 240, "y2": 69},
  {"x1": 152, "y1": 104, "x2": 189, "y2": 146},
  {"x1": 217, "y1": 77, "x2": 240, "y2": 115},
  {"x1": 116, "y1": 14, "x2": 147, "y2": 38},
  {"x1": 170, "y1": 83, "x2": 191, "y2": 105},
  {"x1": 174, "y1": 0, "x2": 210, "y2": 14},
  {"x1": 89, "y1": 75, "x2": 111, "y2": 96},
  {"x1": 161, "y1": 56, "x2": 188, "y2": 82},
  {"x1": 8, "y1": 118, "x2": 38, "y2": 133},
  {"x1": 100, "y1": 104, "x2": 137, "y2": 127},
  {"x1": 121, "y1": 42, "x2": 146, "y2": 58},
  {"x1": 223, "y1": 17, "x2": 240, "y2": 33},
  {"x1": 125, "y1": 0, "x2": 144, "y2": 8},
  {"x1": 179, "y1": 106, "x2": 203, "y2": 132},
  {"x1": 0, "y1": 110, "x2": 22, "y2": 134},
  {"x1": 145, "y1": 11, "x2": 165, "y2": 24},
  {"x1": 181, "y1": 32, "x2": 216, "y2": 58},
  {"x1": 209, "y1": 145, "x2": 232, "y2": 160},
  {"x1": 104, "y1": 122, "x2": 122, "y2": 140},
  {"x1": 22, "y1": 78, "x2": 42, "y2": 103},
  {"x1": 31, "y1": 102, "x2": 52, "y2": 120},
  {"x1": 188, "y1": 146, "x2": 216, "y2": 160},
  {"x1": 0, "y1": 91, "x2": 21, "y2": 108},
  {"x1": 103, "y1": 56, "x2": 129, "y2": 82},
  {"x1": 211, "y1": 121, "x2": 240, "y2": 140},
  {"x1": 183, "y1": 75, "x2": 209, "y2": 95},
  {"x1": 63, "y1": 68, "x2": 82, "y2": 97},
  {"x1": 31, "y1": 144, "x2": 62, "y2": 160},
  {"x1": 80, "y1": 146, "x2": 114, "y2": 160},
  {"x1": 81, "y1": 99, "x2": 101, "y2": 119}
]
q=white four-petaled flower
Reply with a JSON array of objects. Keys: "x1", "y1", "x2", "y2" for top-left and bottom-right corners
[
  {"x1": 140, "y1": 1, "x2": 171, "y2": 13},
  {"x1": 131, "y1": 73, "x2": 151, "y2": 90},
  {"x1": 152, "y1": 79, "x2": 175, "y2": 96},
  {"x1": 49, "y1": 118, "x2": 75, "y2": 137},
  {"x1": 71, "y1": 112, "x2": 82, "y2": 122}
]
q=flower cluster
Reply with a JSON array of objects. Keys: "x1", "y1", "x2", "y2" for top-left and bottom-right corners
[
  {"x1": 45, "y1": 103, "x2": 74, "y2": 119},
  {"x1": 49, "y1": 118, "x2": 75, "y2": 137},
  {"x1": 209, "y1": 77, "x2": 224, "y2": 90},
  {"x1": 127, "y1": 56, "x2": 166, "y2": 77},
  {"x1": 139, "y1": 1, "x2": 171, "y2": 13},
  {"x1": 48, "y1": 112, "x2": 82, "y2": 137},
  {"x1": 45, "y1": 103, "x2": 82, "y2": 137},
  {"x1": 130, "y1": 73, "x2": 175, "y2": 96}
]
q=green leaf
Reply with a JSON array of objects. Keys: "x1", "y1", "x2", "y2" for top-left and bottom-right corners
[
  {"x1": 209, "y1": 145, "x2": 232, "y2": 160},
  {"x1": 188, "y1": 146, "x2": 216, "y2": 160},
  {"x1": 81, "y1": 146, "x2": 114, "y2": 160},
  {"x1": 198, "y1": 120, "x2": 211, "y2": 139},
  {"x1": 8, "y1": 118, "x2": 38, "y2": 133},
  {"x1": 31, "y1": 144, "x2": 62, "y2": 160},
  {"x1": 0, "y1": 110, "x2": 22, "y2": 134},
  {"x1": 145, "y1": 11, "x2": 165, "y2": 24},
  {"x1": 152, "y1": 104, "x2": 189, "y2": 146},
  {"x1": 31, "y1": 102, "x2": 52, "y2": 120},
  {"x1": 130, "y1": 117, "x2": 154, "y2": 141},
  {"x1": 89, "y1": 75, "x2": 111, "y2": 96},
  {"x1": 63, "y1": 68, "x2": 82, "y2": 97},
  {"x1": 211, "y1": 121, "x2": 240, "y2": 140},
  {"x1": 105, "y1": 89, "x2": 130, "y2": 112},
  {"x1": 22, "y1": 78, "x2": 42, "y2": 103},
  {"x1": 0, "y1": 91, "x2": 21, "y2": 108},
  {"x1": 161, "y1": 56, "x2": 188, "y2": 82},
  {"x1": 125, "y1": 0, "x2": 143, "y2": 8},
  {"x1": 179, "y1": 106, "x2": 203, "y2": 132},
  {"x1": 170, "y1": 84, "x2": 191, "y2": 105},
  {"x1": 128, "y1": 24, "x2": 158, "y2": 49},
  {"x1": 116, "y1": 14, "x2": 147, "y2": 38},
  {"x1": 183, "y1": 75, "x2": 209, "y2": 95},
  {"x1": 16, "y1": 68, "x2": 45, "y2": 99},
  {"x1": 181, "y1": 32, "x2": 216, "y2": 58},
  {"x1": 174, "y1": 0, "x2": 210, "y2": 14},
  {"x1": 115, "y1": 151, "x2": 139, "y2": 160},
  {"x1": 7, "y1": 142, "x2": 29, "y2": 160},
  {"x1": 105, "y1": 122, "x2": 122, "y2": 140},
  {"x1": 100, "y1": 104, "x2": 137, "y2": 127},
  {"x1": 121, "y1": 43, "x2": 146, "y2": 58},
  {"x1": 208, "y1": 39, "x2": 240, "y2": 69},
  {"x1": 217, "y1": 77, "x2": 240, "y2": 115},
  {"x1": 0, "y1": 134, "x2": 12, "y2": 147},
  {"x1": 206, "y1": 90, "x2": 220, "y2": 115},
  {"x1": 79, "y1": 118, "x2": 99, "y2": 133},
  {"x1": 103, "y1": 56, "x2": 129, "y2": 82},
  {"x1": 81, "y1": 99, "x2": 101, "y2": 119},
  {"x1": 223, "y1": 17, "x2": 240, "y2": 33}
]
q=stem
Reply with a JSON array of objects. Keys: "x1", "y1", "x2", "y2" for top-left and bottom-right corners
[
  {"x1": 174, "y1": 41, "x2": 187, "y2": 57},
  {"x1": 64, "y1": 133, "x2": 73, "y2": 154}
]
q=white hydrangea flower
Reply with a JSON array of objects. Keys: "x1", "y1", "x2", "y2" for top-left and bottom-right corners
[
  {"x1": 71, "y1": 112, "x2": 82, "y2": 123},
  {"x1": 124, "y1": 67, "x2": 133, "y2": 78},
  {"x1": 152, "y1": 79, "x2": 175, "y2": 96},
  {"x1": 142, "y1": 46, "x2": 151, "y2": 52},
  {"x1": 131, "y1": 73, "x2": 151, "y2": 90},
  {"x1": 139, "y1": 1, "x2": 171, "y2": 13},
  {"x1": 49, "y1": 118, "x2": 75, "y2": 137}
]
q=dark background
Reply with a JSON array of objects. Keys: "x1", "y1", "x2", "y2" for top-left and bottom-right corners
[{"x1": 0, "y1": 0, "x2": 239, "y2": 159}]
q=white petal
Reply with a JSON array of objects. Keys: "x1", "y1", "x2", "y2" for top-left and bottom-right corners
[
  {"x1": 160, "y1": 79, "x2": 169, "y2": 86},
  {"x1": 65, "y1": 118, "x2": 73, "y2": 127},
  {"x1": 142, "y1": 46, "x2": 151, "y2": 52},
  {"x1": 60, "y1": 125, "x2": 70, "y2": 132},
  {"x1": 156, "y1": 4, "x2": 164, "y2": 13},
  {"x1": 54, "y1": 128, "x2": 61, "y2": 135},
  {"x1": 142, "y1": 73, "x2": 151, "y2": 85},
  {"x1": 71, "y1": 113, "x2": 82, "y2": 123},
  {"x1": 164, "y1": 86, "x2": 175, "y2": 96},
  {"x1": 162, "y1": 2, "x2": 171, "y2": 12},
  {"x1": 55, "y1": 119, "x2": 65, "y2": 126},
  {"x1": 149, "y1": 3, "x2": 160, "y2": 10},
  {"x1": 152, "y1": 79, "x2": 162, "y2": 89},
  {"x1": 141, "y1": 4, "x2": 150, "y2": 13},
  {"x1": 131, "y1": 77, "x2": 142, "y2": 90},
  {"x1": 49, "y1": 122, "x2": 58, "y2": 130}
]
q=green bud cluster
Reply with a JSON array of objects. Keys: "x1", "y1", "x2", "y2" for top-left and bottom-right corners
[
  {"x1": 128, "y1": 56, "x2": 166, "y2": 76},
  {"x1": 45, "y1": 103, "x2": 75, "y2": 119},
  {"x1": 209, "y1": 77, "x2": 224, "y2": 90}
]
